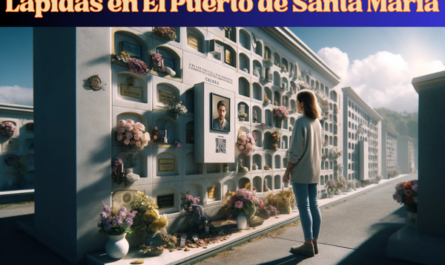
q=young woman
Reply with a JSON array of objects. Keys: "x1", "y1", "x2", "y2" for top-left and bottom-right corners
[{"x1": 284, "y1": 90, "x2": 323, "y2": 257}]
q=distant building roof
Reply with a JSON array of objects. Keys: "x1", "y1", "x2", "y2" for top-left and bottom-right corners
[
  {"x1": 342, "y1": 87, "x2": 383, "y2": 121},
  {"x1": 0, "y1": 103, "x2": 33, "y2": 113}
]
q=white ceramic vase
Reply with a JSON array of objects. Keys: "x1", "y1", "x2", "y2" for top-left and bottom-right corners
[
  {"x1": 237, "y1": 211, "x2": 249, "y2": 230},
  {"x1": 125, "y1": 168, "x2": 140, "y2": 183},
  {"x1": 105, "y1": 233, "x2": 129, "y2": 259},
  {"x1": 164, "y1": 67, "x2": 176, "y2": 76}
]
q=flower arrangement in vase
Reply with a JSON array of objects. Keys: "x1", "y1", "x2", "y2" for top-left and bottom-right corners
[
  {"x1": 130, "y1": 191, "x2": 169, "y2": 247},
  {"x1": 113, "y1": 51, "x2": 149, "y2": 77},
  {"x1": 263, "y1": 165, "x2": 271, "y2": 170},
  {"x1": 98, "y1": 202, "x2": 137, "y2": 259},
  {"x1": 225, "y1": 188, "x2": 262, "y2": 229},
  {"x1": 111, "y1": 157, "x2": 127, "y2": 185},
  {"x1": 266, "y1": 191, "x2": 296, "y2": 214},
  {"x1": 0, "y1": 121, "x2": 16, "y2": 137},
  {"x1": 325, "y1": 180, "x2": 337, "y2": 197},
  {"x1": 238, "y1": 112, "x2": 247, "y2": 121},
  {"x1": 237, "y1": 129, "x2": 255, "y2": 156},
  {"x1": 153, "y1": 27, "x2": 177, "y2": 41},
  {"x1": 123, "y1": 153, "x2": 140, "y2": 183},
  {"x1": 393, "y1": 180, "x2": 418, "y2": 213},
  {"x1": 115, "y1": 119, "x2": 150, "y2": 152},
  {"x1": 180, "y1": 190, "x2": 200, "y2": 214},
  {"x1": 273, "y1": 106, "x2": 289, "y2": 120},
  {"x1": 271, "y1": 131, "x2": 280, "y2": 150},
  {"x1": 258, "y1": 205, "x2": 279, "y2": 220},
  {"x1": 335, "y1": 181, "x2": 346, "y2": 195},
  {"x1": 166, "y1": 100, "x2": 187, "y2": 120},
  {"x1": 263, "y1": 94, "x2": 270, "y2": 106},
  {"x1": 151, "y1": 52, "x2": 176, "y2": 76}
]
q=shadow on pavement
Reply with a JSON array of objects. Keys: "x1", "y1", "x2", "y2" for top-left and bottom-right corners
[
  {"x1": 0, "y1": 213, "x2": 74, "y2": 265},
  {"x1": 258, "y1": 254, "x2": 311, "y2": 265}
]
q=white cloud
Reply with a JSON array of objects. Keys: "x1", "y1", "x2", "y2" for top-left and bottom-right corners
[
  {"x1": 0, "y1": 86, "x2": 33, "y2": 106},
  {"x1": 316, "y1": 48, "x2": 435, "y2": 113}
]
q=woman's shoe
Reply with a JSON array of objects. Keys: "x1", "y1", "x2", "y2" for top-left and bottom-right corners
[
  {"x1": 290, "y1": 242, "x2": 315, "y2": 257},
  {"x1": 313, "y1": 242, "x2": 318, "y2": 254}
]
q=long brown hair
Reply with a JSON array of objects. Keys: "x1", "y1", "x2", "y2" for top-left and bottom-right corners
[{"x1": 296, "y1": 90, "x2": 321, "y2": 119}]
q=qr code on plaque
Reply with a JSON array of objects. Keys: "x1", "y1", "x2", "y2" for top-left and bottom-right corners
[{"x1": 216, "y1": 138, "x2": 226, "y2": 154}]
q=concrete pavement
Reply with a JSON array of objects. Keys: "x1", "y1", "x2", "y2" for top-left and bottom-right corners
[{"x1": 196, "y1": 174, "x2": 421, "y2": 265}]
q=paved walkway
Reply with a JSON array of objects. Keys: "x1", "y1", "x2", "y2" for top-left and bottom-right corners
[{"x1": 196, "y1": 174, "x2": 421, "y2": 265}]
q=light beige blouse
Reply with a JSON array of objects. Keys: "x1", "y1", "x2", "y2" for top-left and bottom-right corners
[{"x1": 288, "y1": 116, "x2": 323, "y2": 184}]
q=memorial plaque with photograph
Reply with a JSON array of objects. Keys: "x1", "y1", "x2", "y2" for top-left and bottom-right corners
[
  {"x1": 157, "y1": 193, "x2": 174, "y2": 209},
  {"x1": 211, "y1": 93, "x2": 230, "y2": 132}
]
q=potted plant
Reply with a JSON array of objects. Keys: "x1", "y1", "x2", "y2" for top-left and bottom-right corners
[
  {"x1": 325, "y1": 180, "x2": 337, "y2": 198},
  {"x1": 166, "y1": 100, "x2": 187, "y2": 120},
  {"x1": 130, "y1": 191, "x2": 168, "y2": 249},
  {"x1": 238, "y1": 112, "x2": 247, "y2": 122},
  {"x1": 225, "y1": 188, "x2": 261, "y2": 230},
  {"x1": 257, "y1": 204, "x2": 279, "y2": 220},
  {"x1": 98, "y1": 202, "x2": 137, "y2": 259},
  {"x1": 0, "y1": 121, "x2": 16, "y2": 138},
  {"x1": 393, "y1": 180, "x2": 418, "y2": 228},
  {"x1": 335, "y1": 181, "x2": 346, "y2": 195}
]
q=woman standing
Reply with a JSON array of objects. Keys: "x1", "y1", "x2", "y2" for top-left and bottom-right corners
[{"x1": 283, "y1": 90, "x2": 323, "y2": 257}]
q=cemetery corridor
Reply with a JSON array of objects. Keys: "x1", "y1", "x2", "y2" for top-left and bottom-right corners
[{"x1": 195, "y1": 173, "x2": 420, "y2": 265}]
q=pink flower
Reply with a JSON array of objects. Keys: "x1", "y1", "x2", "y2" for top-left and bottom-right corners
[
  {"x1": 239, "y1": 145, "x2": 245, "y2": 150},
  {"x1": 126, "y1": 119, "x2": 135, "y2": 126},
  {"x1": 118, "y1": 120, "x2": 126, "y2": 127},
  {"x1": 235, "y1": 201, "x2": 243, "y2": 209},
  {"x1": 118, "y1": 127, "x2": 125, "y2": 134},
  {"x1": 244, "y1": 192, "x2": 252, "y2": 200},
  {"x1": 246, "y1": 143, "x2": 252, "y2": 149},
  {"x1": 124, "y1": 123, "x2": 133, "y2": 131},
  {"x1": 405, "y1": 190, "x2": 413, "y2": 197},
  {"x1": 259, "y1": 199, "x2": 264, "y2": 208},
  {"x1": 125, "y1": 131, "x2": 133, "y2": 139},
  {"x1": 142, "y1": 140, "x2": 148, "y2": 147},
  {"x1": 130, "y1": 140, "x2": 136, "y2": 145},
  {"x1": 237, "y1": 188, "x2": 246, "y2": 196},
  {"x1": 116, "y1": 134, "x2": 123, "y2": 141},
  {"x1": 134, "y1": 134, "x2": 140, "y2": 140},
  {"x1": 124, "y1": 139, "x2": 130, "y2": 145},
  {"x1": 135, "y1": 122, "x2": 145, "y2": 131},
  {"x1": 141, "y1": 132, "x2": 150, "y2": 141},
  {"x1": 253, "y1": 196, "x2": 258, "y2": 203},
  {"x1": 136, "y1": 141, "x2": 141, "y2": 147},
  {"x1": 132, "y1": 127, "x2": 139, "y2": 134}
]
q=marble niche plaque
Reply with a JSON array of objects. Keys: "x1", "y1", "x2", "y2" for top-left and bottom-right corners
[
  {"x1": 159, "y1": 89, "x2": 175, "y2": 104},
  {"x1": 158, "y1": 158, "x2": 175, "y2": 172},
  {"x1": 120, "y1": 77, "x2": 142, "y2": 99},
  {"x1": 2, "y1": 139, "x2": 19, "y2": 152},
  {"x1": 157, "y1": 193, "x2": 174, "y2": 209}
]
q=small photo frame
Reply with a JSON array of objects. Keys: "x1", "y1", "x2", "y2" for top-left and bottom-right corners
[{"x1": 211, "y1": 93, "x2": 231, "y2": 132}]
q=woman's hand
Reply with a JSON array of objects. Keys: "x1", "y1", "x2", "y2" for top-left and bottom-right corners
[{"x1": 284, "y1": 170, "x2": 290, "y2": 184}]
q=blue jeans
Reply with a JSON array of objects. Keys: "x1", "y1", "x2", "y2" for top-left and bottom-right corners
[{"x1": 292, "y1": 183, "x2": 322, "y2": 241}]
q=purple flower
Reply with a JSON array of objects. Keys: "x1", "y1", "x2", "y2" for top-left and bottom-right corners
[
  {"x1": 100, "y1": 211, "x2": 107, "y2": 219},
  {"x1": 97, "y1": 221, "x2": 102, "y2": 227},
  {"x1": 117, "y1": 217, "x2": 123, "y2": 225},
  {"x1": 102, "y1": 202, "x2": 111, "y2": 213},
  {"x1": 412, "y1": 184, "x2": 418, "y2": 192},
  {"x1": 104, "y1": 223, "x2": 112, "y2": 231},
  {"x1": 125, "y1": 218, "x2": 133, "y2": 226},
  {"x1": 110, "y1": 217, "x2": 118, "y2": 226},
  {"x1": 126, "y1": 211, "x2": 137, "y2": 218}
]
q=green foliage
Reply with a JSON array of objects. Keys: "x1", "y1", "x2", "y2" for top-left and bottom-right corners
[{"x1": 374, "y1": 107, "x2": 418, "y2": 138}]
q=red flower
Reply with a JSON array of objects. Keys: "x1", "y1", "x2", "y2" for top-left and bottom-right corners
[{"x1": 405, "y1": 196, "x2": 414, "y2": 204}]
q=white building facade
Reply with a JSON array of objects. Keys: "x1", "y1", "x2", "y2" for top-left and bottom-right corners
[
  {"x1": 397, "y1": 135, "x2": 416, "y2": 174},
  {"x1": 342, "y1": 87, "x2": 383, "y2": 181},
  {"x1": 381, "y1": 122, "x2": 399, "y2": 178}
]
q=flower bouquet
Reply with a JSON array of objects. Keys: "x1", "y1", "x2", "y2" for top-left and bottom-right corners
[
  {"x1": 336, "y1": 181, "x2": 346, "y2": 194},
  {"x1": 225, "y1": 188, "x2": 262, "y2": 226},
  {"x1": 238, "y1": 112, "x2": 247, "y2": 121},
  {"x1": 0, "y1": 121, "x2": 16, "y2": 137},
  {"x1": 111, "y1": 157, "x2": 127, "y2": 185},
  {"x1": 128, "y1": 58, "x2": 149, "y2": 77},
  {"x1": 98, "y1": 202, "x2": 137, "y2": 259},
  {"x1": 257, "y1": 205, "x2": 279, "y2": 220},
  {"x1": 180, "y1": 190, "x2": 200, "y2": 214},
  {"x1": 275, "y1": 190, "x2": 296, "y2": 214},
  {"x1": 116, "y1": 119, "x2": 150, "y2": 152},
  {"x1": 130, "y1": 191, "x2": 168, "y2": 250},
  {"x1": 273, "y1": 106, "x2": 289, "y2": 120},
  {"x1": 264, "y1": 165, "x2": 271, "y2": 170},
  {"x1": 393, "y1": 180, "x2": 418, "y2": 213},
  {"x1": 325, "y1": 180, "x2": 337, "y2": 196},
  {"x1": 153, "y1": 27, "x2": 177, "y2": 41},
  {"x1": 166, "y1": 100, "x2": 187, "y2": 119},
  {"x1": 271, "y1": 131, "x2": 280, "y2": 150},
  {"x1": 98, "y1": 202, "x2": 136, "y2": 236},
  {"x1": 237, "y1": 129, "x2": 256, "y2": 156}
]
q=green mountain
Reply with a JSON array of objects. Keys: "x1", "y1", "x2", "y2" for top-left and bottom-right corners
[{"x1": 374, "y1": 108, "x2": 418, "y2": 139}]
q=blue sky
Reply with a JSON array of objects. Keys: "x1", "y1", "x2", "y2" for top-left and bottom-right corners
[{"x1": 0, "y1": 27, "x2": 444, "y2": 112}]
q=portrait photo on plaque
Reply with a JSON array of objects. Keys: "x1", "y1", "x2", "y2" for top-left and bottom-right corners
[{"x1": 211, "y1": 93, "x2": 230, "y2": 132}]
